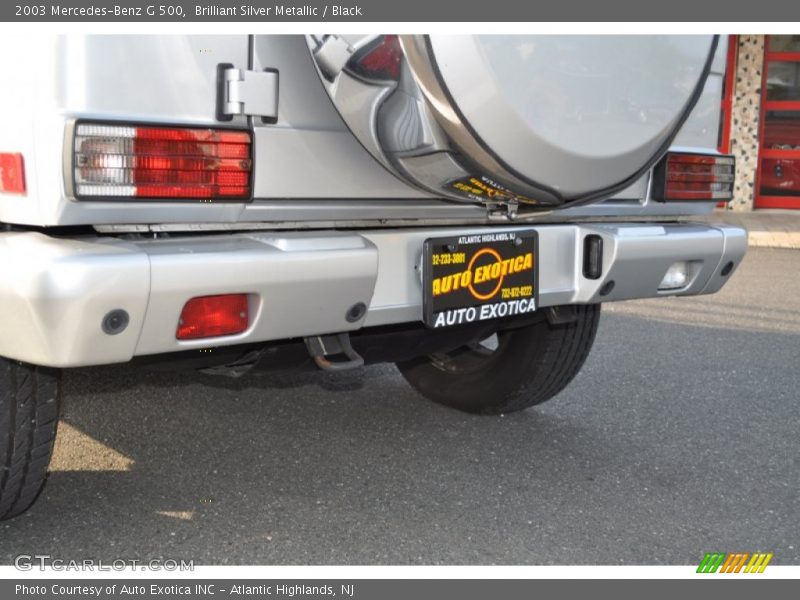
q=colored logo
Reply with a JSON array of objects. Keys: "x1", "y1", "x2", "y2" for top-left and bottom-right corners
[
  {"x1": 431, "y1": 249, "x2": 534, "y2": 301},
  {"x1": 697, "y1": 552, "x2": 773, "y2": 573}
]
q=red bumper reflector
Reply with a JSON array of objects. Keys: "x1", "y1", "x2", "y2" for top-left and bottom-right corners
[
  {"x1": 176, "y1": 294, "x2": 249, "y2": 340},
  {"x1": 73, "y1": 123, "x2": 252, "y2": 200},
  {"x1": 0, "y1": 153, "x2": 26, "y2": 194},
  {"x1": 653, "y1": 152, "x2": 735, "y2": 202}
]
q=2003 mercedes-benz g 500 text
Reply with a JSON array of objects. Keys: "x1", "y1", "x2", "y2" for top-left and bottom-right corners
[{"x1": 0, "y1": 35, "x2": 746, "y2": 519}]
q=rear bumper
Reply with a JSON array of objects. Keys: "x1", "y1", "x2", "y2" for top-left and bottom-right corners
[{"x1": 0, "y1": 222, "x2": 746, "y2": 368}]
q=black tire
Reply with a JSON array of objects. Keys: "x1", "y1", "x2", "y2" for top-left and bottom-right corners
[
  {"x1": 0, "y1": 358, "x2": 61, "y2": 521},
  {"x1": 397, "y1": 304, "x2": 601, "y2": 415}
]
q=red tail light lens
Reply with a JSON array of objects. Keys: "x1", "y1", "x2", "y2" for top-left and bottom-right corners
[
  {"x1": 73, "y1": 123, "x2": 252, "y2": 200},
  {"x1": 0, "y1": 153, "x2": 26, "y2": 195},
  {"x1": 347, "y1": 35, "x2": 403, "y2": 81},
  {"x1": 176, "y1": 294, "x2": 250, "y2": 340},
  {"x1": 653, "y1": 152, "x2": 735, "y2": 202}
]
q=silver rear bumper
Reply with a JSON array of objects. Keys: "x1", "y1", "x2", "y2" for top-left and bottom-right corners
[{"x1": 0, "y1": 222, "x2": 747, "y2": 368}]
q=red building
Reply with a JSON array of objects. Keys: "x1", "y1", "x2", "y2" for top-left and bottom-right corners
[{"x1": 722, "y1": 35, "x2": 800, "y2": 210}]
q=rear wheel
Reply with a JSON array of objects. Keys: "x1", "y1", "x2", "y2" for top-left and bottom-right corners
[
  {"x1": 0, "y1": 358, "x2": 61, "y2": 521},
  {"x1": 396, "y1": 304, "x2": 601, "y2": 414}
]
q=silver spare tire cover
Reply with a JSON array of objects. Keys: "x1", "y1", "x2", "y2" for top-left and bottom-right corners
[{"x1": 309, "y1": 35, "x2": 718, "y2": 208}]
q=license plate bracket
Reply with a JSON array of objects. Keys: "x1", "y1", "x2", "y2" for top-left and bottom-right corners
[{"x1": 422, "y1": 230, "x2": 538, "y2": 328}]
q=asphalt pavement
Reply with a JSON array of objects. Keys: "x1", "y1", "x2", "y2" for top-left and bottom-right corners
[{"x1": 1, "y1": 248, "x2": 798, "y2": 565}]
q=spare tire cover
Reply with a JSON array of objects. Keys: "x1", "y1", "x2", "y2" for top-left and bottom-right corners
[{"x1": 309, "y1": 35, "x2": 717, "y2": 207}]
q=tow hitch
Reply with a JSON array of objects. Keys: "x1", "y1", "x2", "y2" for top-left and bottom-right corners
[{"x1": 305, "y1": 333, "x2": 365, "y2": 371}]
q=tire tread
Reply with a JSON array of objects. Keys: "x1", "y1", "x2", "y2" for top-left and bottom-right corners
[
  {"x1": 503, "y1": 303, "x2": 600, "y2": 413},
  {"x1": 397, "y1": 304, "x2": 601, "y2": 414},
  {"x1": 0, "y1": 360, "x2": 60, "y2": 520}
]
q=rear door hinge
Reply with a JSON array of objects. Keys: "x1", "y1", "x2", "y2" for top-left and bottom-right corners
[{"x1": 217, "y1": 64, "x2": 279, "y2": 122}]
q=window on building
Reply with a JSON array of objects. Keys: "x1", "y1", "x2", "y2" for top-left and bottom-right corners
[
  {"x1": 756, "y1": 35, "x2": 800, "y2": 208},
  {"x1": 766, "y1": 35, "x2": 800, "y2": 53},
  {"x1": 766, "y1": 61, "x2": 800, "y2": 101}
]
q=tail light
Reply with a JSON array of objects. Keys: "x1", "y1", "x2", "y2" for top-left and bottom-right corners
[
  {"x1": 0, "y1": 153, "x2": 26, "y2": 195},
  {"x1": 72, "y1": 123, "x2": 252, "y2": 200},
  {"x1": 176, "y1": 294, "x2": 250, "y2": 340},
  {"x1": 347, "y1": 35, "x2": 403, "y2": 81},
  {"x1": 652, "y1": 152, "x2": 735, "y2": 202}
]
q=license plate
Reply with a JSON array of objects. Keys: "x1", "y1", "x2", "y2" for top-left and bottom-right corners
[{"x1": 422, "y1": 230, "x2": 538, "y2": 328}]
